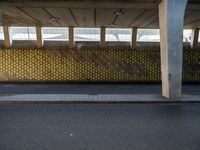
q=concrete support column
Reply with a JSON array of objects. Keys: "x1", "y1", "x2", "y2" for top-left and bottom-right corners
[
  {"x1": 159, "y1": 0, "x2": 188, "y2": 99},
  {"x1": 3, "y1": 25, "x2": 11, "y2": 48},
  {"x1": 100, "y1": 26, "x2": 106, "y2": 48},
  {"x1": 36, "y1": 25, "x2": 43, "y2": 48},
  {"x1": 68, "y1": 26, "x2": 74, "y2": 49},
  {"x1": 190, "y1": 28, "x2": 199, "y2": 50},
  {"x1": 131, "y1": 27, "x2": 137, "y2": 49}
]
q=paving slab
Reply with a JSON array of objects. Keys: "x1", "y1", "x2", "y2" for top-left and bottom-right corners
[
  {"x1": 0, "y1": 84, "x2": 199, "y2": 103},
  {"x1": 0, "y1": 94, "x2": 199, "y2": 103}
]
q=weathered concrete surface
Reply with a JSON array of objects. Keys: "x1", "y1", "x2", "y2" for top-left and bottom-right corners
[
  {"x1": 190, "y1": 28, "x2": 199, "y2": 50},
  {"x1": 159, "y1": 0, "x2": 188, "y2": 98},
  {"x1": 36, "y1": 25, "x2": 43, "y2": 48},
  {"x1": 0, "y1": 83, "x2": 199, "y2": 95},
  {"x1": 0, "y1": 84, "x2": 199, "y2": 102},
  {"x1": 0, "y1": 94, "x2": 200, "y2": 103}
]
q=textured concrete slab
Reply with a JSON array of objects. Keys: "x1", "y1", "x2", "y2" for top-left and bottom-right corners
[
  {"x1": 0, "y1": 83, "x2": 199, "y2": 95},
  {"x1": 0, "y1": 84, "x2": 199, "y2": 103},
  {"x1": 0, "y1": 94, "x2": 199, "y2": 103}
]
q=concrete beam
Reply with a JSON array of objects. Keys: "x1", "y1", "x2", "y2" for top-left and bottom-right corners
[
  {"x1": 36, "y1": 25, "x2": 43, "y2": 48},
  {"x1": 190, "y1": 28, "x2": 199, "y2": 49},
  {"x1": 100, "y1": 27, "x2": 106, "y2": 48},
  {"x1": 159, "y1": 0, "x2": 188, "y2": 99},
  {"x1": 131, "y1": 27, "x2": 137, "y2": 49},
  {"x1": 0, "y1": 1, "x2": 198, "y2": 10},
  {"x1": 68, "y1": 26, "x2": 74, "y2": 49},
  {"x1": 3, "y1": 25, "x2": 11, "y2": 48},
  {"x1": 0, "y1": 1, "x2": 157, "y2": 9}
]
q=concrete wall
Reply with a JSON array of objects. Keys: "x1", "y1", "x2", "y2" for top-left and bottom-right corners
[{"x1": 0, "y1": 48, "x2": 199, "y2": 82}]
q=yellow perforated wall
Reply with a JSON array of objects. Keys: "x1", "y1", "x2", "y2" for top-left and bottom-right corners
[{"x1": 0, "y1": 49, "x2": 199, "y2": 82}]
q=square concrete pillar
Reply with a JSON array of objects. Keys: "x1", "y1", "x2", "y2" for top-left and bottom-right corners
[
  {"x1": 3, "y1": 25, "x2": 11, "y2": 48},
  {"x1": 100, "y1": 26, "x2": 106, "y2": 48},
  {"x1": 190, "y1": 28, "x2": 199, "y2": 50},
  {"x1": 131, "y1": 27, "x2": 137, "y2": 50},
  {"x1": 159, "y1": 0, "x2": 188, "y2": 99},
  {"x1": 36, "y1": 25, "x2": 43, "y2": 48},
  {"x1": 68, "y1": 26, "x2": 74, "y2": 49}
]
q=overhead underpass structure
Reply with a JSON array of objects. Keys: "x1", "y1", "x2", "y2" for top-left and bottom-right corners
[
  {"x1": 0, "y1": 0, "x2": 200, "y2": 100},
  {"x1": 0, "y1": 1, "x2": 200, "y2": 150}
]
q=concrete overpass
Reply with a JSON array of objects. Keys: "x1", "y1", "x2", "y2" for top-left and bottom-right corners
[
  {"x1": 0, "y1": 0, "x2": 200, "y2": 99},
  {"x1": 0, "y1": 1, "x2": 200, "y2": 150}
]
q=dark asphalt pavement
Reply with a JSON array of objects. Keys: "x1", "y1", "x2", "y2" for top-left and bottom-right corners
[
  {"x1": 0, "y1": 104, "x2": 200, "y2": 150},
  {"x1": 0, "y1": 83, "x2": 199, "y2": 94}
]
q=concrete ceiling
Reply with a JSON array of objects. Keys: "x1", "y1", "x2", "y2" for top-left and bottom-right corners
[{"x1": 0, "y1": 0, "x2": 200, "y2": 29}]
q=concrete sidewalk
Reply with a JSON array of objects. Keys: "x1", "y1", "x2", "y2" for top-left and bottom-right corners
[
  {"x1": 0, "y1": 94, "x2": 200, "y2": 103},
  {"x1": 0, "y1": 84, "x2": 199, "y2": 103},
  {"x1": 0, "y1": 83, "x2": 199, "y2": 95}
]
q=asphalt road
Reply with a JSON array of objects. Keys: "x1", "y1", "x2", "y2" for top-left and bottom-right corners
[
  {"x1": 0, "y1": 104, "x2": 200, "y2": 150},
  {"x1": 0, "y1": 83, "x2": 199, "y2": 94}
]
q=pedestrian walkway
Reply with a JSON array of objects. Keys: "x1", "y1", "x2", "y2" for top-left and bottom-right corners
[
  {"x1": 0, "y1": 84, "x2": 199, "y2": 103},
  {"x1": 0, "y1": 94, "x2": 200, "y2": 104}
]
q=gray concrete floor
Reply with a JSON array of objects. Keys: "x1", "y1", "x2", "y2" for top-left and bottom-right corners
[
  {"x1": 0, "y1": 104, "x2": 200, "y2": 150},
  {"x1": 0, "y1": 83, "x2": 199, "y2": 95}
]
